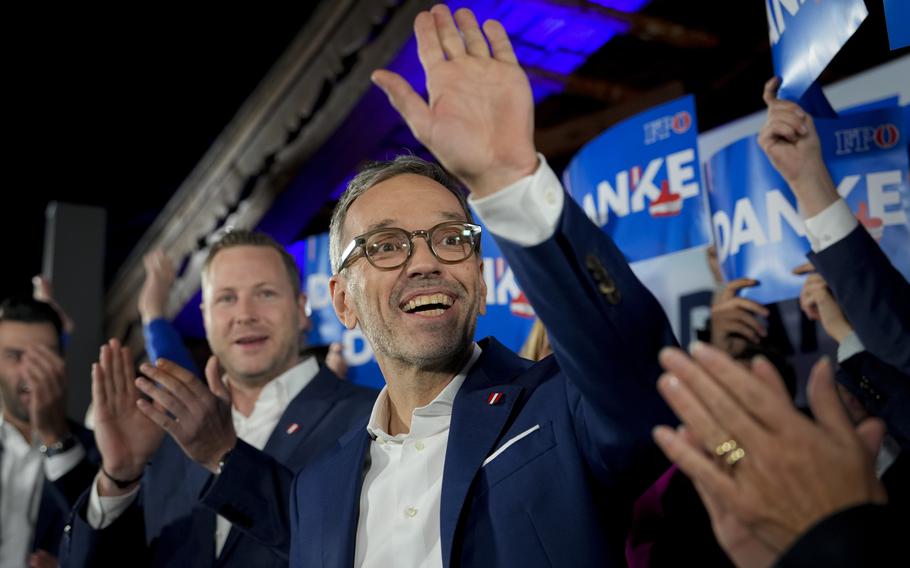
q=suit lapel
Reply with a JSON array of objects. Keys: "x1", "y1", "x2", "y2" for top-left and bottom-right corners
[
  {"x1": 322, "y1": 427, "x2": 371, "y2": 568},
  {"x1": 184, "y1": 457, "x2": 219, "y2": 564},
  {"x1": 191, "y1": 506, "x2": 217, "y2": 566},
  {"x1": 217, "y1": 367, "x2": 344, "y2": 561},
  {"x1": 33, "y1": 478, "x2": 63, "y2": 552},
  {"x1": 439, "y1": 339, "x2": 528, "y2": 568},
  {"x1": 262, "y1": 368, "x2": 342, "y2": 464}
]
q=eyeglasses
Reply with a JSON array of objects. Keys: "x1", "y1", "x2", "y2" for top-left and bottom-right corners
[{"x1": 337, "y1": 221, "x2": 482, "y2": 272}]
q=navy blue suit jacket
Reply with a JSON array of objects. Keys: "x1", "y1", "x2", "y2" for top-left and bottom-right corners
[
  {"x1": 30, "y1": 421, "x2": 99, "y2": 557},
  {"x1": 774, "y1": 504, "x2": 902, "y2": 567},
  {"x1": 837, "y1": 351, "x2": 910, "y2": 450},
  {"x1": 60, "y1": 366, "x2": 377, "y2": 567},
  {"x1": 808, "y1": 225, "x2": 910, "y2": 449},
  {"x1": 809, "y1": 225, "x2": 910, "y2": 375},
  {"x1": 290, "y1": 192, "x2": 678, "y2": 567}
]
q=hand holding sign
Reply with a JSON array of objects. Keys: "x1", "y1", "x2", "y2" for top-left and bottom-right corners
[
  {"x1": 758, "y1": 78, "x2": 840, "y2": 218},
  {"x1": 710, "y1": 278, "x2": 769, "y2": 355},
  {"x1": 794, "y1": 263, "x2": 853, "y2": 343}
]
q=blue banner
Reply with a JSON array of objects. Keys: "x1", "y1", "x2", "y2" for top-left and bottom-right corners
[
  {"x1": 766, "y1": 0, "x2": 867, "y2": 101},
  {"x1": 300, "y1": 228, "x2": 536, "y2": 389},
  {"x1": 883, "y1": 0, "x2": 910, "y2": 50},
  {"x1": 564, "y1": 94, "x2": 711, "y2": 263},
  {"x1": 706, "y1": 105, "x2": 910, "y2": 304}
]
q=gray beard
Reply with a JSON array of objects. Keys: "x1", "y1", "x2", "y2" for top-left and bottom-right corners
[{"x1": 356, "y1": 303, "x2": 477, "y2": 375}]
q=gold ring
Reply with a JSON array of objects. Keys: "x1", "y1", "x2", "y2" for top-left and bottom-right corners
[
  {"x1": 725, "y1": 447, "x2": 746, "y2": 467},
  {"x1": 714, "y1": 439, "x2": 738, "y2": 457}
]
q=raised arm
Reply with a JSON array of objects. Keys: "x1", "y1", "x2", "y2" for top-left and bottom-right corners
[
  {"x1": 373, "y1": 4, "x2": 677, "y2": 483},
  {"x1": 139, "y1": 250, "x2": 199, "y2": 375},
  {"x1": 371, "y1": 5, "x2": 538, "y2": 198},
  {"x1": 759, "y1": 78, "x2": 910, "y2": 374}
]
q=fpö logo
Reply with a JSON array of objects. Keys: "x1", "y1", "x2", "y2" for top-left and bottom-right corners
[
  {"x1": 834, "y1": 123, "x2": 900, "y2": 155},
  {"x1": 643, "y1": 110, "x2": 693, "y2": 145}
]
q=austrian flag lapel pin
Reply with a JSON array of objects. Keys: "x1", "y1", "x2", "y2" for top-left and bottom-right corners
[
  {"x1": 487, "y1": 392, "x2": 504, "y2": 406},
  {"x1": 286, "y1": 423, "x2": 300, "y2": 435}
]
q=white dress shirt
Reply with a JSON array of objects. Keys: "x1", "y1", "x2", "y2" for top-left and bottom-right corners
[
  {"x1": 87, "y1": 356, "x2": 319, "y2": 557},
  {"x1": 354, "y1": 157, "x2": 564, "y2": 567},
  {"x1": 354, "y1": 345, "x2": 480, "y2": 568},
  {"x1": 804, "y1": 198, "x2": 859, "y2": 253},
  {"x1": 0, "y1": 414, "x2": 84, "y2": 568},
  {"x1": 469, "y1": 154, "x2": 564, "y2": 246}
]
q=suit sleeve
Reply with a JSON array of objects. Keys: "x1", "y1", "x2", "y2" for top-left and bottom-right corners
[
  {"x1": 143, "y1": 318, "x2": 200, "y2": 376},
  {"x1": 774, "y1": 504, "x2": 900, "y2": 568},
  {"x1": 492, "y1": 176, "x2": 678, "y2": 487},
  {"x1": 59, "y1": 488, "x2": 150, "y2": 568},
  {"x1": 198, "y1": 439, "x2": 294, "y2": 560},
  {"x1": 809, "y1": 225, "x2": 910, "y2": 375},
  {"x1": 47, "y1": 423, "x2": 101, "y2": 508},
  {"x1": 837, "y1": 351, "x2": 910, "y2": 451}
]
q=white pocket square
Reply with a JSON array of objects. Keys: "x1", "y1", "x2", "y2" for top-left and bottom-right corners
[{"x1": 482, "y1": 424, "x2": 541, "y2": 467}]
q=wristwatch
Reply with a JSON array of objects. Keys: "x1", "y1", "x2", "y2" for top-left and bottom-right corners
[{"x1": 38, "y1": 433, "x2": 78, "y2": 457}]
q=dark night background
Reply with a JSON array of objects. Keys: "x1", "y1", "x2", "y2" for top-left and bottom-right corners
[
  {"x1": 3, "y1": 6, "x2": 320, "y2": 301},
  {"x1": 3, "y1": 1, "x2": 904, "y2": 304}
]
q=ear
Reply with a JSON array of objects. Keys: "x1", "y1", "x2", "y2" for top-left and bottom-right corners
[
  {"x1": 478, "y1": 258, "x2": 487, "y2": 316},
  {"x1": 330, "y1": 274, "x2": 359, "y2": 330},
  {"x1": 199, "y1": 298, "x2": 211, "y2": 336},
  {"x1": 296, "y1": 292, "x2": 311, "y2": 333}
]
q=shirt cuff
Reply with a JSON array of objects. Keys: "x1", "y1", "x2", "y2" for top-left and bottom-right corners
[
  {"x1": 837, "y1": 331, "x2": 866, "y2": 363},
  {"x1": 44, "y1": 442, "x2": 86, "y2": 481},
  {"x1": 468, "y1": 154, "x2": 564, "y2": 247},
  {"x1": 804, "y1": 199, "x2": 858, "y2": 252},
  {"x1": 87, "y1": 473, "x2": 140, "y2": 529}
]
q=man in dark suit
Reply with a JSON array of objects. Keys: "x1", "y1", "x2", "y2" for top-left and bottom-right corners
[
  {"x1": 60, "y1": 231, "x2": 377, "y2": 567},
  {"x1": 0, "y1": 297, "x2": 98, "y2": 567},
  {"x1": 289, "y1": 6, "x2": 677, "y2": 567}
]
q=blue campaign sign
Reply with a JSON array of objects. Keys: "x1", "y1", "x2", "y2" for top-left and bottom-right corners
[
  {"x1": 564, "y1": 94, "x2": 711, "y2": 263},
  {"x1": 766, "y1": 0, "x2": 867, "y2": 101},
  {"x1": 706, "y1": 105, "x2": 910, "y2": 304},
  {"x1": 300, "y1": 227, "x2": 536, "y2": 390},
  {"x1": 474, "y1": 227, "x2": 537, "y2": 352},
  {"x1": 706, "y1": 137, "x2": 810, "y2": 304},
  {"x1": 300, "y1": 233, "x2": 384, "y2": 389},
  {"x1": 820, "y1": 106, "x2": 910, "y2": 283},
  {"x1": 883, "y1": 0, "x2": 910, "y2": 50}
]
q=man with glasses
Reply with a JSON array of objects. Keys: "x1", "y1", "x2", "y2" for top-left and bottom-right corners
[{"x1": 289, "y1": 6, "x2": 677, "y2": 567}]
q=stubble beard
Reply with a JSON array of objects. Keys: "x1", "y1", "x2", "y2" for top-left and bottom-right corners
[
  {"x1": 212, "y1": 333, "x2": 301, "y2": 390},
  {"x1": 352, "y1": 285, "x2": 479, "y2": 374},
  {"x1": 0, "y1": 379, "x2": 30, "y2": 424}
]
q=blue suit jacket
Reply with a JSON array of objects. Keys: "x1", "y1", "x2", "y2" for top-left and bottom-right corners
[
  {"x1": 290, "y1": 192, "x2": 678, "y2": 567},
  {"x1": 29, "y1": 421, "x2": 99, "y2": 557},
  {"x1": 60, "y1": 367, "x2": 377, "y2": 568},
  {"x1": 809, "y1": 225, "x2": 910, "y2": 375},
  {"x1": 808, "y1": 225, "x2": 910, "y2": 449},
  {"x1": 836, "y1": 352, "x2": 910, "y2": 450}
]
